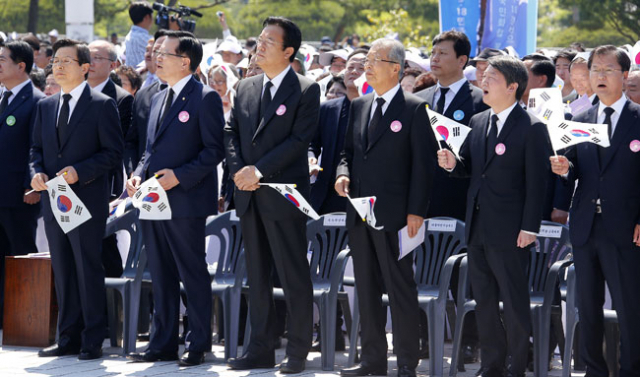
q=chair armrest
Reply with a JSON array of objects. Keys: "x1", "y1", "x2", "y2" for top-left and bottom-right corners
[
  {"x1": 233, "y1": 249, "x2": 247, "y2": 288},
  {"x1": 329, "y1": 248, "x2": 351, "y2": 294},
  {"x1": 456, "y1": 255, "x2": 469, "y2": 307},
  {"x1": 437, "y1": 253, "x2": 467, "y2": 302},
  {"x1": 542, "y1": 259, "x2": 573, "y2": 310}
]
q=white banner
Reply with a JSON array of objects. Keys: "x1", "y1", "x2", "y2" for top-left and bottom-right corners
[
  {"x1": 546, "y1": 119, "x2": 610, "y2": 152},
  {"x1": 131, "y1": 177, "x2": 172, "y2": 220},
  {"x1": 46, "y1": 175, "x2": 92, "y2": 234},
  {"x1": 346, "y1": 195, "x2": 383, "y2": 230},
  {"x1": 427, "y1": 107, "x2": 471, "y2": 157},
  {"x1": 259, "y1": 183, "x2": 320, "y2": 220}
]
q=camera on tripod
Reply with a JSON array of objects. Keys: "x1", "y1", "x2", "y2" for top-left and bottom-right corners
[{"x1": 153, "y1": 2, "x2": 203, "y2": 33}]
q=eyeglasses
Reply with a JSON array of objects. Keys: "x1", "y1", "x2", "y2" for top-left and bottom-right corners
[
  {"x1": 257, "y1": 37, "x2": 283, "y2": 48},
  {"x1": 211, "y1": 80, "x2": 226, "y2": 86},
  {"x1": 91, "y1": 55, "x2": 114, "y2": 63},
  {"x1": 156, "y1": 50, "x2": 187, "y2": 59},
  {"x1": 590, "y1": 68, "x2": 623, "y2": 76},
  {"x1": 363, "y1": 57, "x2": 400, "y2": 66},
  {"x1": 51, "y1": 57, "x2": 80, "y2": 66}
]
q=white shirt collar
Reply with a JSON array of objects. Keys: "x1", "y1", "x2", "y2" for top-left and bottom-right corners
[
  {"x1": 168, "y1": 74, "x2": 192, "y2": 100},
  {"x1": 263, "y1": 65, "x2": 292, "y2": 94},
  {"x1": 436, "y1": 77, "x2": 467, "y2": 96},
  {"x1": 61, "y1": 81, "x2": 87, "y2": 101},
  {"x1": 373, "y1": 83, "x2": 401, "y2": 105},
  {"x1": 597, "y1": 94, "x2": 626, "y2": 118},
  {"x1": 5, "y1": 79, "x2": 31, "y2": 104},
  {"x1": 589, "y1": 93, "x2": 597, "y2": 104},
  {"x1": 91, "y1": 78, "x2": 110, "y2": 93},
  {"x1": 489, "y1": 101, "x2": 519, "y2": 134}
]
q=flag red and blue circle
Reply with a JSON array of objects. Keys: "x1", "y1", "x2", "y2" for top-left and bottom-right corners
[
  {"x1": 571, "y1": 129, "x2": 590, "y2": 137},
  {"x1": 361, "y1": 82, "x2": 373, "y2": 95},
  {"x1": 143, "y1": 193, "x2": 160, "y2": 203},
  {"x1": 285, "y1": 193, "x2": 300, "y2": 207},
  {"x1": 436, "y1": 125, "x2": 449, "y2": 141},
  {"x1": 57, "y1": 195, "x2": 72, "y2": 213}
]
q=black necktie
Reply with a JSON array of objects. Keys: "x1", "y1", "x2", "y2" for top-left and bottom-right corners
[
  {"x1": 0, "y1": 90, "x2": 12, "y2": 115},
  {"x1": 260, "y1": 81, "x2": 273, "y2": 120},
  {"x1": 486, "y1": 114, "x2": 499, "y2": 160},
  {"x1": 599, "y1": 107, "x2": 614, "y2": 165},
  {"x1": 436, "y1": 87, "x2": 449, "y2": 113},
  {"x1": 367, "y1": 97, "x2": 386, "y2": 147},
  {"x1": 57, "y1": 94, "x2": 72, "y2": 145},
  {"x1": 159, "y1": 83, "x2": 168, "y2": 91},
  {"x1": 157, "y1": 88, "x2": 174, "y2": 132}
]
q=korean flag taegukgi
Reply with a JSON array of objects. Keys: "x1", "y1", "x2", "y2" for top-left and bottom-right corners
[
  {"x1": 131, "y1": 176, "x2": 172, "y2": 220},
  {"x1": 46, "y1": 175, "x2": 92, "y2": 234},
  {"x1": 426, "y1": 107, "x2": 471, "y2": 158},
  {"x1": 259, "y1": 183, "x2": 320, "y2": 220}
]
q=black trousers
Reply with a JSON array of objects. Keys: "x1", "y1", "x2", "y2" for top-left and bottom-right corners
[
  {"x1": 574, "y1": 214, "x2": 640, "y2": 377},
  {"x1": 349, "y1": 221, "x2": 419, "y2": 369},
  {"x1": 141, "y1": 218, "x2": 212, "y2": 353},
  {"x1": 468, "y1": 210, "x2": 531, "y2": 374},
  {"x1": 0, "y1": 203, "x2": 39, "y2": 327},
  {"x1": 45, "y1": 216, "x2": 107, "y2": 350},
  {"x1": 240, "y1": 199, "x2": 313, "y2": 359}
]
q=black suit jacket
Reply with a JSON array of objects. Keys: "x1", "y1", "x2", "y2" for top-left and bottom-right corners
[
  {"x1": 564, "y1": 100, "x2": 640, "y2": 248},
  {"x1": 415, "y1": 80, "x2": 489, "y2": 220},
  {"x1": 0, "y1": 83, "x2": 44, "y2": 207},
  {"x1": 336, "y1": 89, "x2": 437, "y2": 232},
  {"x1": 309, "y1": 96, "x2": 350, "y2": 211},
  {"x1": 224, "y1": 68, "x2": 320, "y2": 221},
  {"x1": 451, "y1": 105, "x2": 550, "y2": 247},
  {"x1": 30, "y1": 85, "x2": 124, "y2": 221},
  {"x1": 124, "y1": 81, "x2": 162, "y2": 175}
]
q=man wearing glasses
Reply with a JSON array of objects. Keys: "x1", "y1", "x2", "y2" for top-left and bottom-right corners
[
  {"x1": 30, "y1": 39, "x2": 124, "y2": 361},
  {"x1": 126, "y1": 30, "x2": 225, "y2": 367},
  {"x1": 551, "y1": 45, "x2": 640, "y2": 377},
  {"x1": 225, "y1": 16, "x2": 319, "y2": 374},
  {"x1": 335, "y1": 39, "x2": 436, "y2": 377},
  {"x1": 87, "y1": 40, "x2": 134, "y2": 277}
]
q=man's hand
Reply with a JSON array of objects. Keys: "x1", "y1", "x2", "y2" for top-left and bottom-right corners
[
  {"x1": 437, "y1": 149, "x2": 456, "y2": 170},
  {"x1": 234, "y1": 166, "x2": 260, "y2": 191},
  {"x1": 126, "y1": 176, "x2": 141, "y2": 197},
  {"x1": 309, "y1": 157, "x2": 320, "y2": 177},
  {"x1": 335, "y1": 176, "x2": 350, "y2": 197},
  {"x1": 633, "y1": 224, "x2": 640, "y2": 247},
  {"x1": 57, "y1": 166, "x2": 78, "y2": 184},
  {"x1": 156, "y1": 169, "x2": 180, "y2": 191},
  {"x1": 407, "y1": 214, "x2": 424, "y2": 238},
  {"x1": 551, "y1": 209, "x2": 569, "y2": 224},
  {"x1": 550, "y1": 155, "x2": 570, "y2": 176},
  {"x1": 517, "y1": 231, "x2": 536, "y2": 248},
  {"x1": 23, "y1": 189, "x2": 41, "y2": 205},
  {"x1": 31, "y1": 173, "x2": 49, "y2": 191}
]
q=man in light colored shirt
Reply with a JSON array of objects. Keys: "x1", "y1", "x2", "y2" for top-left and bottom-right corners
[{"x1": 124, "y1": 1, "x2": 153, "y2": 68}]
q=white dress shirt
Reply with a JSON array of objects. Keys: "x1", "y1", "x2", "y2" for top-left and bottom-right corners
[
  {"x1": 57, "y1": 81, "x2": 88, "y2": 124},
  {"x1": 5, "y1": 79, "x2": 32, "y2": 105},
  {"x1": 596, "y1": 94, "x2": 627, "y2": 138},
  {"x1": 370, "y1": 83, "x2": 401, "y2": 121},
  {"x1": 91, "y1": 78, "x2": 110, "y2": 93},
  {"x1": 262, "y1": 65, "x2": 291, "y2": 99},
  {"x1": 433, "y1": 77, "x2": 467, "y2": 113}
]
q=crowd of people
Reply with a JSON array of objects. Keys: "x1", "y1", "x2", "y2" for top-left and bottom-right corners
[{"x1": 1, "y1": 1, "x2": 640, "y2": 376}]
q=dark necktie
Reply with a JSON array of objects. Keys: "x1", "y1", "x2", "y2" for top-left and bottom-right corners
[
  {"x1": 436, "y1": 87, "x2": 449, "y2": 113},
  {"x1": 599, "y1": 107, "x2": 614, "y2": 165},
  {"x1": 367, "y1": 97, "x2": 386, "y2": 148},
  {"x1": 157, "y1": 88, "x2": 174, "y2": 132},
  {"x1": 0, "y1": 90, "x2": 12, "y2": 115},
  {"x1": 260, "y1": 81, "x2": 273, "y2": 120},
  {"x1": 57, "y1": 94, "x2": 72, "y2": 145},
  {"x1": 486, "y1": 114, "x2": 499, "y2": 161},
  {"x1": 159, "y1": 83, "x2": 168, "y2": 91}
]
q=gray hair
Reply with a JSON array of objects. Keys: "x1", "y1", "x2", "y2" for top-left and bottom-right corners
[{"x1": 371, "y1": 38, "x2": 405, "y2": 80}]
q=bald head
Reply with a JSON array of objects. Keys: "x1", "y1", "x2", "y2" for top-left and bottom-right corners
[{"x1": 87, "y1": 40, "x2": 118, "y2": 86}]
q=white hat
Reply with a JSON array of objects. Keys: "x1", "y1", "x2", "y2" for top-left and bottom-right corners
[
  {"x1": 48, "y1": 29, "x2": 59, "y2": 38},
  {"x1": 464, "y1": 65, "x2": 476, "y2": 81},
  {"x1": 572, "y1": 52, "x2": 590, "y2": 63},
  {"x1": 319, "y1": 49, "x2": 349, "y2": 67},
  {"x1": 405, "y1": 51, "x2": 430, "y2": 72},
  {"x1": 217, "y1": 39, "x2": 242, "y2": 55},
  {"x1": 236, "y1": 57, "x2": 249, "y2": 69}
]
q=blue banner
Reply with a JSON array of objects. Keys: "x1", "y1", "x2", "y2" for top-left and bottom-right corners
[{"x1": 439, "y1": 0, "x2": 482, "y2": 57}]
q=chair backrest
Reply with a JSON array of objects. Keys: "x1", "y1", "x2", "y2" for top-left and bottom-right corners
[
  {"x1": 307, "y1": 212, "x2": 349, "y2": 285},
  {"x1": 205, "y1": 210, "x2": 244, "y2": 284},
  {"x1": 414, "y1": 217, "x2": 467, "y2": 288},
  {"x1": 527, "y1": 220, "x2": 572, "y2": 294},
  {"x1": 104, "y1": 205, "x2": 144, "y2": 280}
]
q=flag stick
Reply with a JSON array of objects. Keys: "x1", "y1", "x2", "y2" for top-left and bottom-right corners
[
  {"x1": 426, "y1": 104, "x2": 444, "y2": 151},
  {"x1": 24, "y1": 171, "x2": 66, "y2": 196}
]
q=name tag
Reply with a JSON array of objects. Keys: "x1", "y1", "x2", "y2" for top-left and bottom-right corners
[
  {"x1": 538, "y1": 225, "x2": 563, "y2": 239},
  {"x1": 427, "y1": 219, "x2": 457, "y2": 232},
  {"x1": 323, "y1": 213, "x2": 346, "y2": 227}
]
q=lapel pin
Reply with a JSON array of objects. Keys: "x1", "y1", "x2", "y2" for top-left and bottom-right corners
[
  {"x1": 630, "y1": 140, "x2": 640, "y2": 153},
  {"x1": 178, "y1": 111, "x2": 190, "y2": 123},
  {"x1": 454, "y1": 110, "x2": 465, "y2": 121},
  {"x1": 6, "y1": 115, "x2": 16, "y2": 126},
  {"x1": 495, "y1": 143, "x2": 506, "y2": 155},
  {"x1": 390, "y1": 120, "x2": 402, "y2": 132},
  {"x1": 276, "y1": 104, "x2": 287, "y2": 116}
]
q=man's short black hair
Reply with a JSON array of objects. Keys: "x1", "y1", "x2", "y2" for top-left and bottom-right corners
[
  {"x1": 30, "y1": 69, "x2": 46, "y2": 91},
  {"x1": 432, "y1": 29, "x2": 471, "y2": 66},
  {"x1": 488, "y1": 55, "x2": 529, "y2": 101},
  {"x1": 522, "y1": 53, "x2": 555, "y2": 88},
  {"x1": 262, "y1": 16, "x2": 302, "y2": 63},
  {"x1": 52, "y1": 39, "x2": 91, "y2": 79},
  {"x1": 129, "y1": 1, "x2": 153, "y2": 25},
  {"x1": 40, "y1": 42, "x2": 53, "y2": 57},
  {"x1": 3, "y1": 41, "x2": 35, "y2": 74},
  {"x1": 588, "y1": 45, "x2": 631, "y2": 72},
  {"x1": 554, "y1": 49, "x2": 577, "y2": 64},
  {"x1": 154, "y1": 29, "x2": 168, "y2": 41},
  {"x1": 164, "y1": 30, "x2": 202, "y2": 72},
  {"x1": 21, "y1": 34, "x2": 41, "y2": 52}
]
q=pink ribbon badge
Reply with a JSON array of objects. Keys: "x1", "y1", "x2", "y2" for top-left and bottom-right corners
[
  {"x1": 276, "y1": 104, "x2": 287, "y2": 116},
  {"x1": 495, "y1": 143, "x2": 506, "y2": 156},
  {"x1": 178, "y1": 111, "x2": 189, "y2": 123},
  {"x1": 390, "y1": 120, "x2": 402, "y2": 132},
  {"x1": 630, "y1": 140, "x2": 640, "y2": 153}
]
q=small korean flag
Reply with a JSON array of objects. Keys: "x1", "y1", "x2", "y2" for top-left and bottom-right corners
[
  {"x1": 132, "y1": 176, "x2": 172, "y2": 220},
  {"x1": 46, "y1": 175, "x2": 92, "y2": 234}
]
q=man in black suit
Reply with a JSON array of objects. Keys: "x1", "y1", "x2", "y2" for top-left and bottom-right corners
[
  {"x1": 87, "y1": 39, "x2": 134, "y2": 277},
  {"x1": 0, "y1": 41, "x2": 44, "y2": 328},
  {"x1": 30, "y1": 39, "x2": 124, "y2": 360},
  {"x1": 335, "y1": 38, "x2": 436, "y2": 377},
  {"x1": 415, "y1": 31, "x2": 488, "y2": 362},
  {"x1": 438, "y1": 55, "x2": 550, "y2": 377},
  {"x1": 124, "y1": 30, "x2": 167, "y2": 176},
  {"x1": 224, "y1": 17, "x2": 319, "y2": 374},
  {"x1": 126, "y1": 30, "x2": 225, "y2": 367},
  {"x1": 551, "y1": 45, "x2": 640, "y2": 377}
]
